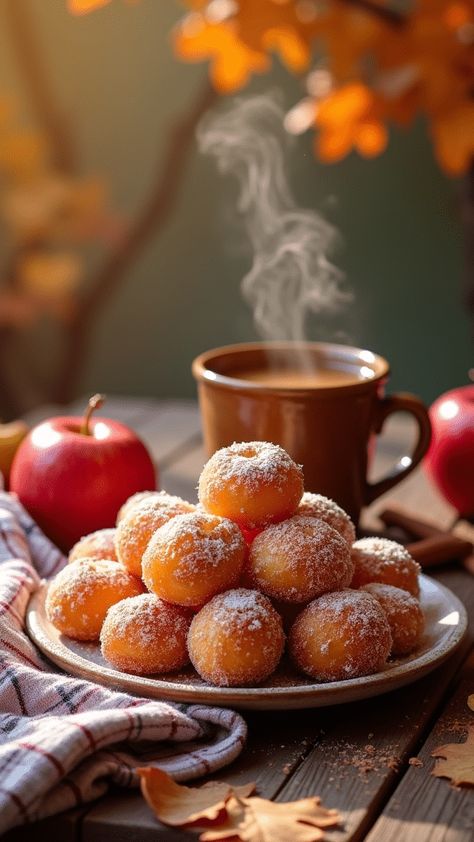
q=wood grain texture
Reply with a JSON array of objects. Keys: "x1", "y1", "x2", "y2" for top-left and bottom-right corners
[
  {"x1": 274, "y1": 564, "x2": 474, "y2": 842},
  {"x1": 82, "y1": 708, "x2": 323, "y2": 840},
  {"x1": 365, "y1": 651, "x2": 474, "y2": 842},
  {"x1": 3, "y1": 808, "x2": 88, "y2": 842}
]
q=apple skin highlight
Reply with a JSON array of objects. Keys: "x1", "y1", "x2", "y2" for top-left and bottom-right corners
[
  {"x1": 425, "y1": 384, "x2": 474, "y2": 518},
  {"x1": 10, "y1": 411, "x2": 156, "y2": 552}
]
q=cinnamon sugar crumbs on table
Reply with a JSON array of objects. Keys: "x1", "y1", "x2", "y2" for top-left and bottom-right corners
[{"x1": 319, "y1": 740, "x2": 402, "y2": 780}]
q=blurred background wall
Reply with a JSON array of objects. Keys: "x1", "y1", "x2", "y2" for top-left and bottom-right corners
[{"x1": 0, "y1": 0, "x2": 471, "y2": 414}]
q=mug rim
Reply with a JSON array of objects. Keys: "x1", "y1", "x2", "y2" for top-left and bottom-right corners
[{"x1": 192, "y1": 341, "x2": 390, "y2": 395}]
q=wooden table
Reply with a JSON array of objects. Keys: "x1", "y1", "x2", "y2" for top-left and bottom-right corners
[{"x1": 6, "y1": 397, "x2": 474, "y2": 842}]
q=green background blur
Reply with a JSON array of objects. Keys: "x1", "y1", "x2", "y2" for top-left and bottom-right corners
[{"x1": 1, "y1": 0, "x2": 472, "y2": 406}]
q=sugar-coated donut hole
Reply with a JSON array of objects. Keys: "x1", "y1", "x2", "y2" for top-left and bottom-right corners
[
  {"x1": 248, "y1": 515, "x2": 354, "y2": 603},
  {"x1": 46, "y1": 559, "x2": 144, "y2": 641},
  {"x1": 198, "y1": 441, "x2": 304, "y2": 530},
  {"x1": 188, "y1": 588, "x2": 285, "y2": 687},
  {"x1": 297, "y1": 492, "x2": 356, "y2": 546},
  {"x1": 289, "y1": 589, "x2": 392, "y2": 681},
  {"x1": 69, "y1": 529, "x2": 118, "y2": 564},
  {"x1": 361, "y1": 583, "x2": 424, "y2": 656},
  {"x1": 116, "y1": 491, "x2": 162, "y2": 524},
  {"x1": 100, "y1": 593, "x2": 192, "y2": 674},
  {"x1": 142, "y1": 511, "x2": 246, "y2": 607},
  {"x1": 115, "y1": 492, "x2": 196, "y2": 578},
  {"x1": 351, "y1": 537, "x2": 420, "y2": 596}
]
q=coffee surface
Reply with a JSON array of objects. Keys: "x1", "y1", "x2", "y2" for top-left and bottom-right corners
[{"x1": 229, "y1": 366, "x2": 367, "y2": 388}]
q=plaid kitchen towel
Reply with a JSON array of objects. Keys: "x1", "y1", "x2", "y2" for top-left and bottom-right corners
[{"x1": 0, "y1": 492, "x2": 247, "y2": 835}]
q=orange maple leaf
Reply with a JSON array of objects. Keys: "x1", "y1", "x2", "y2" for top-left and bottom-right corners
[
  {"x1": 173, "y1": 17, "x2": 269, "y2": 93},
  {"x1": 138, "y1": 767, "x2": 255, "y2": 827},
  {"x1": 199, "y1": 795, "x2": 341, "y2": 842},
  {"x1": 432, "y1": 725, "x2": 474, "y2": 786},
  {"x1": 315, "y1": 83, "x2": 388, "y2": 162},
  {"x1": 175, "y1": 0, "x2": 312, "y2": 91}
]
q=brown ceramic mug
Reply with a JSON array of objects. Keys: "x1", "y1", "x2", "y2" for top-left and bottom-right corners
[{"x1": 192, "y1": 341, "x2": 432, "y2": 525}]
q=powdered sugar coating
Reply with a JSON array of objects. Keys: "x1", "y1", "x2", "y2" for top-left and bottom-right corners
[
  {"x1": 289, "y1": 589, "x2": 392, "y2": 681},
  {"x1": 116, "y1": 491, "x2": 161, "y2": 524},
  {"x1": 69, "y1": 528, "x2": 118, "y2": 564},
  {"x1": 115, "y1": 491, "x2": 196, "y2": 577},
  {"x1": 351, "y1": 537, "x2": 420, "y2": 596},
  {"x1": 248, "y1": 515, "x2": 354, "y2": 603},
  {"x1": 198, "y1": 441, "x2": 304, "y2": 529},
  {"x1": 142, "y1": 511, "x2": 246, "y2": 607},
  {"x1": 362, "y1": 583, "x2": 424, "y2": 656},
  {"x1": 188, "y1": 588, "x2": 285, "y2": 687},
  {"x1": 298, "y1": 492, "x2": 356, "y2": 546},
  {"x1": 100, "y1": 593, "x2": 191, "y2": 674},
  {"x1": 46, "y1": 559, "x2": 144, "y2": 641}
]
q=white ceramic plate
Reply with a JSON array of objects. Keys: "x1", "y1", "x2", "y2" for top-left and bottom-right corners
[{"x1": 26, "y1": 575, "x2": 467, "y2": 710}]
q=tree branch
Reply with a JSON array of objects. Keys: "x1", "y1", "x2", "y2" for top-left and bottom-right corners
[
  {"x1": 52, "y1": 79, "x2": 219, "y2": 404},
  {"x1": 339, "y1": 0, "x2": 405, "y2": 27},
  {"x1": 5, "y1": 0, "x2": 76, "y2": 173}
]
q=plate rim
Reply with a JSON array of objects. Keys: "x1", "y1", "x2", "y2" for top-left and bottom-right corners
[{"x1": 26, "y1": 575, "x2": 468, "y2": 709}]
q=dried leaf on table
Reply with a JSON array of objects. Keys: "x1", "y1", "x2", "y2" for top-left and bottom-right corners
[
  {"x1": 138, "y1": 767, "x2": 255, "y2": 826},
  {"x1": 431, "y1": 725, "x2": 474, "y2": 786},
  {"x1": 199, "y1": 795, "x2": 341, "y2": 842}
]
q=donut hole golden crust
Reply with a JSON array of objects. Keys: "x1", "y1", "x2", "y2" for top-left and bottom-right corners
[
  {"x1": 289, "y1": 590, "x2": 392, "y2": 681},
  {"x1": 45, "y1": 559, "x2": 145, "y2": 641},
  {"x1": 69, "y1": 529, "x2": 118, "y2": 564},
  {"x1": 188, "y1": 588, "x2": 285, "y2": 687},
  {"x1": 198, "y1": 441, "x2": 304, "y2": 530},
  {"x1": 361, "y1": 583, "x2": 425, "y2": 656},
  {"x1": 142, "y1": 512, "x2": 246, "y2": 607},
  {"x1": 116, "y1": 491, "x2": 162, "y2": 524},
  {"x1": 351, "y1": 537, "x2": 420, "y2": 596},
  {"x1": 297, "y1": 492, "x2": 356, "y2": 546},
  {"x1": 100, "y1": 593, "x2": 191, "y2": 674},
  {"x1": 115, "y1": 492, "x2": 196, "y2": 578},
  {"x1": 248, "y1": 515, "x2": 354, "y2": 603}
]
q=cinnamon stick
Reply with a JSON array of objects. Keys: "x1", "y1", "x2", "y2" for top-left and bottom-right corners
[
  {"x1": 380, "y1": 507, "x2": 444, "y2": 539},
  {"x1": 407, "y1": 535, "x2": 473, "y2": 568}
]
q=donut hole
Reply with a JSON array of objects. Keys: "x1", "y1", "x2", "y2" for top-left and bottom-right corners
[
  {"x1": 188, "y1": 588, "x2": 285, "y2": 687},
  {"x1": 142, "y1": 511, "x2": 246, "y2": 607},
  {"x1": 46, "y1": 559, "x2": 145, "y2": 641},
  {"x1": 289, "y1": 590, "x2": 392, "y2": 681}
]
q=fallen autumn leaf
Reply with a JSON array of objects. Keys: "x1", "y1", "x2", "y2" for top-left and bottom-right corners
[
  {"x1": 138, "y1": 767, "x2": 255, "y2": 826},
  {"x1": 431, "y1": 726, "x2": 474, "y2": 787},
  {"x1": 199, "y1": 795, "x2": 341, "y2": 842}
]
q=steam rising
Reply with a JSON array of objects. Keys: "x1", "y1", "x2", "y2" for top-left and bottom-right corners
[{"x1": 197, "y1": 94, "x2": 350, "y2": 341}]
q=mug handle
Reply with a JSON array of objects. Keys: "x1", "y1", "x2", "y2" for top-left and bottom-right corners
[{"x1": 364, "y1": 393, "x2": 432, "y2": 506}]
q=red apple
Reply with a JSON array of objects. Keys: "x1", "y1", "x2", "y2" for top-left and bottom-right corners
[
  {"x1": 10, "y1": 395, "x2": 157, "y2": 551},
  {"x1": 424, "y1": 383, "x2": 474, "y2": 517}
]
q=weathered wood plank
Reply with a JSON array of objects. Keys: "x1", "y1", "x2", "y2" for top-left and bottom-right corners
[
  {"x1": 274, "y1": 565, "x2": 474, "y2": 842},
  {"x1": 3, "y1": 808, "x2": 88, "y2": 842},
  {"x1": 365, "y1": 651, "x2": 474, "y2": 842},
  {"x1": 81, "y1": 708, "x2": 323, "y2": 841}
]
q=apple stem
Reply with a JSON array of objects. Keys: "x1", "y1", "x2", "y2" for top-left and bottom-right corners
[{"x1": 81, "y1": 394, "x2": 106, "y2": 436}]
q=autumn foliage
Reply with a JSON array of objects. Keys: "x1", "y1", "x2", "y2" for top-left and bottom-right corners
[
  {"x1": 69, "y1": 1, "x2": 474, "y2": 175},
  {"x1": 172, "y1": 0, "x2": 474, "y2": 175}
]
